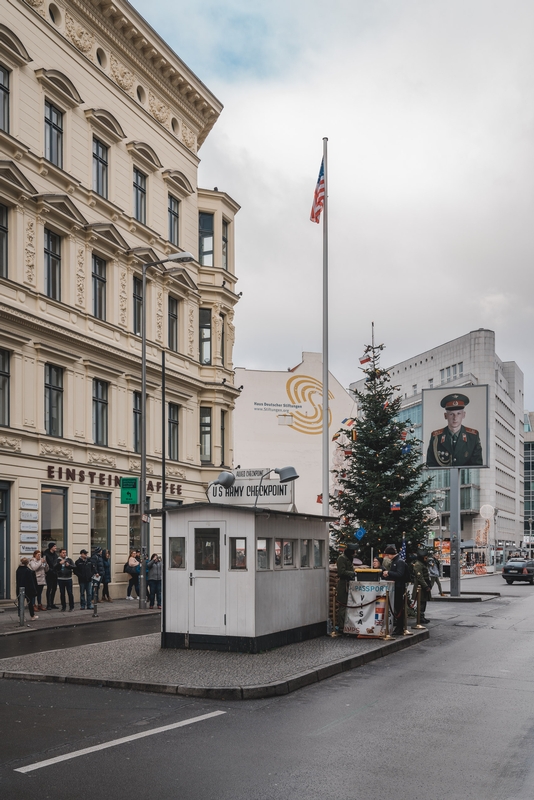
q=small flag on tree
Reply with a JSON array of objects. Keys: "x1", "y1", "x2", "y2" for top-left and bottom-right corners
[
  {"x1": 359, "y1": 354, "x2": 371, "y2": 364},
  {"x1": 342, "y1": 417, "x2": 355, "y2": 426},
  {"x1": 390, "y1": 501, "x2": 400, "y2": 511},
  {"x1": 399, "y1": 537, "x2": 407, "y2": 560}
]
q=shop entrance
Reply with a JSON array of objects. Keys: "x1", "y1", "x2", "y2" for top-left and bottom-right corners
[
  {"x1": 188, "y1": 522, "x2": 226, "y2": 635},
  {"x1": 0, "y1": 483, "x2": 9, "y2": 600}
]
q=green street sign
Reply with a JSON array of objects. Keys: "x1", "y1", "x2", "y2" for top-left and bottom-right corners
[{"x1": 120, "y1": 477, "x2": 139, "y2": 504}]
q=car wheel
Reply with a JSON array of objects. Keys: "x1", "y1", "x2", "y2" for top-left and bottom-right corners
[
  {"x1": 530, "y1": 579, "x2": 534, "y2": 585},
  {"x1": 506, "y1": 579, "x2": 513, "y2": 584}
]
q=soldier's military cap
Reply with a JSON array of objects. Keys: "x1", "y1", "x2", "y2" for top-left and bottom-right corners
[{"x1": 440, "y1": 393, "x2": 470, "y2": 410}]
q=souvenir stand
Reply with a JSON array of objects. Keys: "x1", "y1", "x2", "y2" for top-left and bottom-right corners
[{"x1": 161, "y1": 503, "x2": 331, "y2": 652}]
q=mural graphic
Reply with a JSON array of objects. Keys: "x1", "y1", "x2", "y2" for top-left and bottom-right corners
[{"x1": 285, "y1": 375, "x2": 334, "y2": 435}]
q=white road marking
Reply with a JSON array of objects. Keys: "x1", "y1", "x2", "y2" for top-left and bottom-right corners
[{"x1": 15, "y1": 710, "x2": 226, "y2": 773}]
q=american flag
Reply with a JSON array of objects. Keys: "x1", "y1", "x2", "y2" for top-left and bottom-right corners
[
  {"x1": 310, "y1": 159, "x2": 325, "y2": 223},
  {"x1": 399, "y1": 538, "x2": 407, "y2": 561}
]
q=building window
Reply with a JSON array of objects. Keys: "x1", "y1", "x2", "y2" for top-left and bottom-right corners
[
  {"x1": 41, "y1": 486, "x2": 67, "y2": 552},
  {"x1": 168, "y1": 402, "x2": 179, "y2": 461},
  {"x1": 440, "y1": 369, "x2": 445, "y2": 384},
  {"x1": 92, "y1": 138, "x2": 108, "y2": 198},
  {"x1": 230, "y1": 538, "x2": 247, "y2": 570},
  {"x1": 429, "y1": 378, "x2": 434, "y2": 389},
  {"x1": 0, "y1": 203, "x2": 7, "y2": 278},
  {"x1": 133, "y1": 168, "x2": 146, "y2": 224},
  {"x1": 199, "y1": 308, "x2": 211, "y2": 365},
  {"x1": 0, "y1": 349, "x2": 9, "y2": 427},
  {"x1": 313, "y1": 540, "x2": 324, "y2": 567},
  {"x1": 91, "y1": 491, "x2": 110, "y2": 553},
  {"x1": 92, "y1": 255, "x2": 106, "y2": 320},
  {"x1": 301, "y1": 539, "x2": 311, "y2": 568},
  {"x1": 458, "y1": 362, "x2": 463, "y2": 376},
  {"x1": 194, "y1": 528, "x2": 220, "y2": 571},
  {"x1": 199, "y1": 212, "x2": 214, "y2": 266},
  {"x1": 133, "y1": 391, "x2": 141, "y2": 454},
  {"x1": 200, "y1": 407, "x2": 211, "y2": 463},
  {"x1": 169, "y1": 536, "x2": 185, "y2": 568},
  {"x1": 168, "y1": 195, "x2": 179, "y2": 245},
  {"x1": 44, "y1": 364, "x2": 63, "y2": 437},
  {"x1": 220, "y1": 409, "x2": 226, "y2": 466},
  {"x1": 133, "y1": 276, "x2": 143, "y2": 336},
  {"x1": 45, "y1": 100, "x2": 63, "y2": 168},
  {"x1": 256, "y1": 539, "x2": 271, "y2": 570},
  {"x1": 44, "y1": 229, "x2": 61, "y2": 301},
  {"x1": 0, "y1": 65, "x2": 9, "y2": 133},
  {"x1": 168, "y1": 296, "x2": 178, "y2": 352},
  {"x1": 412, "y1": 384, "x2": 417, "y2": 395},
  {"x1": 92, "y1": 379, "x2": 108, "y2": 446},
  {"x1": 222, "y1": 220, "x2": 228, "y2": 269}
]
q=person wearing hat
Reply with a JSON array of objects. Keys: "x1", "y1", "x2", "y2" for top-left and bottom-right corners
[
  {"x1": 90, "y1": 544, "x2": 105, "y2": 602},
  {"x1": 336, "y1": 543, "x2": 358, "y2": 632},
  {"x1": 426, "y1": 393, "x2": 483, "y2": 467},
  {"x1": 412, "y1": 550, "x2": 431, "y2": 624}
]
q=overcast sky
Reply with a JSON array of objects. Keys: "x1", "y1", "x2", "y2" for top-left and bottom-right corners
[{"x1": 133, "y1": 0, "x2": 534, "y2": 406}]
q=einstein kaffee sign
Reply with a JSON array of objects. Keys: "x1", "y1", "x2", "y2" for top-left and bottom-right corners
[{"x1": 207, "y1": 468, "x2": 295, "y2": 509}]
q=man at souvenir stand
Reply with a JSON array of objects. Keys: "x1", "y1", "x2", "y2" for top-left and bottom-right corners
[{"x1": 381, "y1": 544, "x2": 408, "y2": 635}]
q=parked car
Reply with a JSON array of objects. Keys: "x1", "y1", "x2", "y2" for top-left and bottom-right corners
[{"x1": 502, "y1": 558, "x2": 534, "y2": 584}]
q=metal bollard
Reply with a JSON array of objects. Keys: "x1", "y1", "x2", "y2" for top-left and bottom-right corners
[
  {"x1": 382, "y1": 588, "x2": 394, "y2": 640},
  {"x1": 92, "y1": 578, "x2": 100, "y2": 618},
  {"x1": 412, "y1": 585, "x2": 426, "y2": 629},
  {"x1": 18, "y1": 587, "x2": 25, "y2": 626}
]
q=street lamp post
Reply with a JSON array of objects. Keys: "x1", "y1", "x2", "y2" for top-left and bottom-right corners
[{"x1": 140, "y1": 251, "x2": 194, "y2": 610}]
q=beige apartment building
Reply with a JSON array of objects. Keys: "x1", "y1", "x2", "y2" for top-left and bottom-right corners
[{"x1": 0, "y1": 0, "x2": 241, "y2": 599}]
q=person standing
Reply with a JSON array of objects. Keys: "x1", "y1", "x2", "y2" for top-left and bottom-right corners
[
  {"x1": 428, "y1": 556, "x2": 444, "y2": 596},
  {"x1": 336, "y1": 543, "x2": 357, "y2": 632},
  {"x1": 126, "y1": 549, "x2": 140, "y2": 600},
  {"x1": 44, "y1": 541, "x2": 59, "y2": 609},
  {"x1": 381, "y1": 544, "x2": 409, "y2": 635},
  {"x1": 16, "y1": 558, "x2": 39, "y2": 619},
  {"x1": 147, "y1": 554, "x2": 162, "y2": 609},
  {"x1": 56, "y1": 548, "x2": 75, "y2": 611},
  {"x1": 90, "y1": 546, "x2": 105, "y2": 602},
  {"x1": 101, "y1": 549, "x2": 112, "y2": 601},
  {"x1": 29, "y1": 549, "x2": 48, "y2": 611},
  {"x1": 412, "y1": 551, "x2": 431, "y2": 624},
  {"x1": 74, "y1": 549, "x2": 95, "y2": 610}
]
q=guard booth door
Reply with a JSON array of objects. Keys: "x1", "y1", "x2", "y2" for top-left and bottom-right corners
[{"x1": 188, "y1": 522, "x2": 226, "y2": 636}]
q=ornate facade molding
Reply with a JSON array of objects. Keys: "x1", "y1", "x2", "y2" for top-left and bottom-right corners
[
  {"x1": 181, "y1": 123, "x2": 196, "y2": 152},
  {"x1": 110, "y1": 53, "x2": 134, "y2": 94},
  {"x1": 188, "y1": 306, "x2": 195, "y2": 357},
  {"x1": 129, "y1": 459, "x2": 154, "y2": 474},
  {"x1": 65, "y1": 12, "x2": 94, "y2": 55},
  {"x1": 0, "y1": 434, "x2": 22, "y2": 452},
  {"x1": 149, "y1": 92, "x2": 170, "y2": 125},
  {"x1": 156, "y1": 289, "x2": 163, "y2": 343},
  {"x1": 166, "y1": 465, "x2": 186, "y2": 479},
  {"x1": 24, "y1": 0, "x2": 45, "y2": 15},
  {"x1": 25, "y1": 218, "x2": 35, "y2": 285},
  {"x1": 119, "y1": 270, "x2": 127, "y2": 326},
  {"x1": 39, "y1": 442, "x2": 74, "y2": 460},
  {"x1": 88, "y1": 451, "x2": 116, "y2": 467},
  {"x1": 76, "y1": 246, "x2": 85, "y2": 307}
]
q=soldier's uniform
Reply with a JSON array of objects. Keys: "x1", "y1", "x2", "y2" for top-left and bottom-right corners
[
  {"x1": 426, "y1": 393, "x2": 483, "y2": 467},
  {"x1": 336, "y1": 549, "x2": 356, "y2": 631},
  {"x1": 412, "y1": 554, "x2": 431, "y2": 620}
]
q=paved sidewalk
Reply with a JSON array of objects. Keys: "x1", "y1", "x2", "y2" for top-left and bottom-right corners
[
  {"x1": 0, "y1": 627, "x2": 428, "y2": 700},
  {"x1": 0, "y1": 599, "x2": 159, "y2": 636}
]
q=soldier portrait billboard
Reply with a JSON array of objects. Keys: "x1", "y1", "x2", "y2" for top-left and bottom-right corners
[{"x1": 422, "y1": 385, "x2": 489, "y2": 469}]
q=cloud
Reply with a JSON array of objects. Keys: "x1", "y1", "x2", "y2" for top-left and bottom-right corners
[{"x1": 133, "y1": 0, "x2": 534, "y2": 402}]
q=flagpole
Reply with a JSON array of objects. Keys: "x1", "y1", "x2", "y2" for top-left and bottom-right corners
[{"x1": 322, "y1": 136, "x2": 329, "y2": 520}]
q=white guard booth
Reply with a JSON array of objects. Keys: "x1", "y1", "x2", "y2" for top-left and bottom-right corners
[{"x1": 162, "y1": 503, "x2": 330, "y2": 652}]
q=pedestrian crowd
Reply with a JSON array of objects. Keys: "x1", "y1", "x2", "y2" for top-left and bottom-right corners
[
  {"x1": 336, "y1": 543, "x2": 444, "y2": 635},
  {"x1": 15, "y1": 542, "x2": 163, "y2": 617}
]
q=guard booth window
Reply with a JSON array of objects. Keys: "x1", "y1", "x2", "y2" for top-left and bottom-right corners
[
  {"x1": 169, "y1": 537, "x2": 185, "y2": 569},
  {"x1": 230, "y1": 538, "x2": 246, "y2": 570},
  {"x1": 195, "y1": 529, "x2": 220, "y2": 571},
  {"x1": 256, "y1": 538, "x2": 271, "y2": 570}
]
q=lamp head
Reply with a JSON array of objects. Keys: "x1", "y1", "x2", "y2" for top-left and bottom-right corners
[
  {"x1": 165, "y1": 251, "x2": 194, "y2": 266},
  {"x1": 275, "y1": 466, "x2": 299, "y2": 483},
  {"x1": 213, "y1": 471, "x2": 235, "y2": 489}
]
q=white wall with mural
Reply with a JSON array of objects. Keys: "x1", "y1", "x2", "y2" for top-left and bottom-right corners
[{"x1": 234, "y1": 352, "x2": 356, "y2": 514}]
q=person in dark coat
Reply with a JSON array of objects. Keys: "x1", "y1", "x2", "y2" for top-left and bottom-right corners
[
  {"x1": 101, "y1": 549, "x2": 112, "y2": 601},
  {"x1": 90, "y1": 545, "x2": 105, "y2": 602},
  {"x1": 382, "y1": 544, "x2": 408, "y2": 635},
  {"x1": 16, "y1": 558, "x2": 39, "y2": 619},
  {"x1": 74, "y1": 550, "x2": 95, "y2": 610},
  {"x1": 44, "y1": 542, "x2": 59, "y2": 609},
  {"x1": 336, "y1": 543, "x2": 357, "y2": 632},
  {"x1": 55, "y1": 548, "x2": 76, "y2": 611},
  {"x1": 412, "y1": 551, "x2": 431, "y2": 624}
]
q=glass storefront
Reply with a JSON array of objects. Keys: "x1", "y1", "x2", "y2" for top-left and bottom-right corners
[
  {"x1": 41, "y1": 486, "x2": 67, "y2": 551},
  {"x1": 91, "y1": 491, "x2": 110, "y2": 552}
]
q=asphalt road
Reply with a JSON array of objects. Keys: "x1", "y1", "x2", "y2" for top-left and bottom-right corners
[{"x1": 2, "y1": 573, "x2": 534, "y2": 800}]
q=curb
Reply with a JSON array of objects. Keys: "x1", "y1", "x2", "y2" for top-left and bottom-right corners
[
  {"x1": 0, "y1": 610, "x2": 160, "y2": 636},
  {"x1": 0, "y1": 629, "x2": 429, "y2": 700}
]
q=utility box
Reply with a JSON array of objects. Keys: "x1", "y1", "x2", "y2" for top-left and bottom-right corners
[{"x1": 161, "y1": 503, "x2": 330, "y2": 652}]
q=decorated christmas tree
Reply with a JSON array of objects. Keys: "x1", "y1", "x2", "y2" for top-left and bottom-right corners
[{"x1": 330, "y1": 341, "x2": 431, "y2": 562}]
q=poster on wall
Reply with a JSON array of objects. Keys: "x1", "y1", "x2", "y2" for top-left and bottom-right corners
[
  {"x1": 422, "y1": 385, "x2": 489, "y2": 469},
  {"x1": 344, "y1": 581, "x2": 395, "y2": 638}
]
